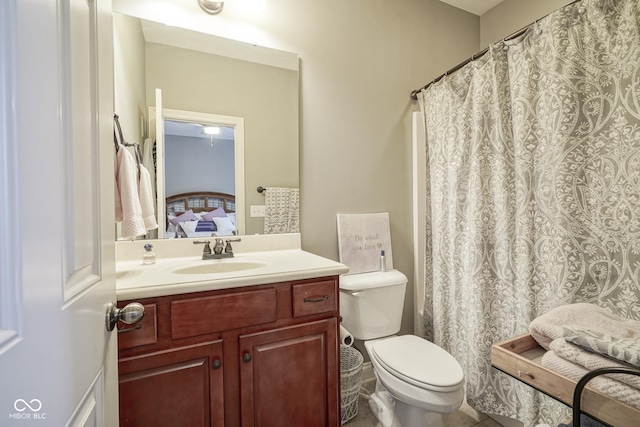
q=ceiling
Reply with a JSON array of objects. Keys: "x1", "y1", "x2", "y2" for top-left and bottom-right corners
[
  {"x1": 164, "y1": 120, "x2": 235, "y2": 142},
  {"x1": 439, "y1": 0, "x2": 504, "y2": 16}
]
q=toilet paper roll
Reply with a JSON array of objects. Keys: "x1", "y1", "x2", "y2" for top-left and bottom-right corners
[{"x1": 340, "y1": 324, "x2": 354, "y2": 347}]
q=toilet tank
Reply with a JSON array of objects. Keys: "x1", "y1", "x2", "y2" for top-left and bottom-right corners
[{"x1": 339, "y1": 270, "x2": 407, "y2": 340}]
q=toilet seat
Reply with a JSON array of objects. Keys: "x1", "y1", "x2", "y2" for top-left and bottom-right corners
[{"x1": 370, "y1": 335, "x2": 464, "y2": 392}]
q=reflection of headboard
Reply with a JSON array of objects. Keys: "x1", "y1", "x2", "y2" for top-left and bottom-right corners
[{"x1": 166, "y1": 191, "x2": 235, "y2": 221}]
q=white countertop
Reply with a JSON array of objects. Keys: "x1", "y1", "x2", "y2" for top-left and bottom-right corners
[{"x1": 116, "y1": 234, "x2": 349, "y2": 300}]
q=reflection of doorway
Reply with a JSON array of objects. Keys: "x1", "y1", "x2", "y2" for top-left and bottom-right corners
[
  {"x1": 150, "y1": 106, "x2": 245, "y2": 238},
  {"x1": 164, "y1": 120, "x2": 235, "y2": 197}
]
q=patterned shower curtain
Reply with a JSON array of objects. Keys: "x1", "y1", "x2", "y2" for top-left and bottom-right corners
[{"x1": 418, "y1": 0, "x2": 640, "y2": 424}]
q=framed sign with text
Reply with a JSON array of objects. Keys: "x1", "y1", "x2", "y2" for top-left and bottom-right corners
[{"x1": 337, "y1": 212, "x2": 393, "y2": 275}]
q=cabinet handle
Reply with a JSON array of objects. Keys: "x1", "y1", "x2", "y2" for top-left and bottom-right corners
[
  {"x1": 242, "y1": 353, "x2": 252, "y2": 363},
  {"x1": 303, "y1": 295, "x2": 329, "y2": 303},
  {"x1": 212, "y1": 359, "x2": 222, "y2": 370}
]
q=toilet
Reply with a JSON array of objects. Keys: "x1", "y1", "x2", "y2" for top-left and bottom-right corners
[{"x1": 339, "y1": 270, "x2": 464, "y2": 427}]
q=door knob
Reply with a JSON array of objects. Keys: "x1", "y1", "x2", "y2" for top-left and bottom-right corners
[{"x1": 105, "y1": 302, "x2": 145, "y2": 332}]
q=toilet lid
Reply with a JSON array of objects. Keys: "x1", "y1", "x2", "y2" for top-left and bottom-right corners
[{"x1": 371, "y1": 335, "x2": 464, "y2": 392}]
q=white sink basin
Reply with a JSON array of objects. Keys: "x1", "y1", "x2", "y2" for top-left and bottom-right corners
[{"x1": 171, "y1": 260, "x2": 269, "y2": 275}]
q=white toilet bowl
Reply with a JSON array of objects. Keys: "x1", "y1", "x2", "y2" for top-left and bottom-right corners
[
  {"x1": 339, "y1": 271, "x2": 465, "y2": 427},
  {"x1": 364, "y1": 335, "x2": 464, "y2": 427}
]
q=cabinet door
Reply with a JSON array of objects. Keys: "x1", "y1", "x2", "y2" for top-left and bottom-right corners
[
  {"x1": 119, "y1": 340, "x2": 224, "y2": 427},
  {"x1": 239, "y1": 318, "x2": 339, "y2": 427}
]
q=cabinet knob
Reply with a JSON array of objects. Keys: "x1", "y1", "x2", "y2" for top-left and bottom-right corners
[
  {"x1": 212, "y1": 359, "x2": 222, "y2": 370},
  {"x1": 242, "y1": 353, "x2": 252, "y2": 363}
]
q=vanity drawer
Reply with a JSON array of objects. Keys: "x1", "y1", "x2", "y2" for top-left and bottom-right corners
[
  {"x1": 171, "y1": 287, "x2": 277, "y2": 339},
  {"x1": 118, "y1": 304, "x2": 158, "y2": 350},
  {"x1": 292, "y1": 280, "x2": 337, "y2": 318}
]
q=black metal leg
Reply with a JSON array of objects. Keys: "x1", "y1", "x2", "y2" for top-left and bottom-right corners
[{"x1": 572, "y1": 367, "x2": 640, "y2": 427}]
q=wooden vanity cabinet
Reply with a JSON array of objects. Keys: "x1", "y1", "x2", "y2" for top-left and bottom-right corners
[
  {"x1": 118, "y1": 340, "x2": 225, "y2": 427},
  {"x1": 239, "y1": 319, "x2": 338, "y2": 427},
  {"x1": 117, "y1": 276, "x2": 340, "y2": 427}
]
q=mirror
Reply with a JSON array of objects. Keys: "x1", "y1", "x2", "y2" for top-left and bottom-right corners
[
  {"x1": 113, "y1": 10, "x2": 299, "y2": 239},
  {"x1": 155, "y1": 108, "x2": 245, "y2": 239}
]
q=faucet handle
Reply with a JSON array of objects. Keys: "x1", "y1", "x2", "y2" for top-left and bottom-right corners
[
  {"x1": 224, "y1": 238, "x2": 241, "y2": 253},
  {"x1": 193, "y1": 240, "x2": 212, "y2": 255}
]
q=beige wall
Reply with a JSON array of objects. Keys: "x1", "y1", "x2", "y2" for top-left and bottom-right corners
[
  {"x1": 113, "y1": 13, "x2": 146, "y2": 145},
  {"x1": 480, "y1": 0, "x2": 575, "y2": 47},
  {"x1": 287, "y1": 0, "x2": 479, "y2": 337}
]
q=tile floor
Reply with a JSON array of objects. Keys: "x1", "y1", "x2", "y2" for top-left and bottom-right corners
[{"x1": 345, "y1": 379, "x2": 504, "y2": 427}]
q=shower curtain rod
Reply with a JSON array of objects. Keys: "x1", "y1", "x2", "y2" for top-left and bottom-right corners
[{"x1": 410, "y1": 0, "x2": 581, "y2": 100}]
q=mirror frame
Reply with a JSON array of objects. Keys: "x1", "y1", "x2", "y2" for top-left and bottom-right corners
[{"x1": 150, "y1": 107, "x2": 245, "y2": 238}]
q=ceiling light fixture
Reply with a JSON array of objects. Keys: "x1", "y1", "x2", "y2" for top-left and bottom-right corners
[
  {"x1": 198, "y1": 0, "x2": 225, "y2": 15},
  {"x1": 202, "y1": 126, "x2": 221, "y2": 135},
  {"x1": 202, "y1": 126, "x2": 221, "y2": 147}
]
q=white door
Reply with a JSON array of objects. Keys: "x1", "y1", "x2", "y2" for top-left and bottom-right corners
[
  {"x1": 153, "y1": 89, "x2": 165, "y2": 238},
  {"x1": 0, "y1": 0, "x2": 119, "y2": 426}
]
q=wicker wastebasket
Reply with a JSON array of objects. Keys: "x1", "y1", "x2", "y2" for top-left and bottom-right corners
[{"x1": 340, "y1": 345, "x2": 363, "y2": 425}]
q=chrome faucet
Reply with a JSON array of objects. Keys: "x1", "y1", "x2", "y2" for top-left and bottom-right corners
[
  {"x1": 213, "y1": 238, "x2": 225, "y2": 254},
  {"x1": 194, "y1": 238, "x2": 241, "y2": 260}
]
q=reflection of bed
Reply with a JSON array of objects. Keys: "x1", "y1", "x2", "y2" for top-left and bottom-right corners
[{"x1": 166, "y1": 191, "x2": 236, "y2": 238}]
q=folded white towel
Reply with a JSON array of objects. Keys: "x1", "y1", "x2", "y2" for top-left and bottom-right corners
[
  {"x1": 563, "y1": 326, "x2": 640, "y2": 367},
  {"x1": 138, "y1": 163, "x2": 158, "y2": 231},
  {"x1": 529, "y1": 303, "x2": 639, "y2": 350},
  {"x1": 142, "y1": 137, "x2": 156, "y2": 203},
  {"x1": 115, "y1": 143, "x2": 146, "y2": 238},
  {"x1": 550, "y1": 338, "x2": 640, "y2": 390},
  {"x1": 541, "y1": 351, "x2": 640, "y2": 409}
]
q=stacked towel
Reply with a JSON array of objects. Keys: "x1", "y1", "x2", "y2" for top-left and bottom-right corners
[
  {"x1": 563, "y1": 326, "x2": 640, "y2": 368},
  {"x1": 550, "y1": 338, "x2": 640, "y2": 389},
  {"x1": 529, "y1": 303, "x2": 640, "y2": 410},
  {"x1": 529, "y1": 303, "x2": 640, "y2": 350},
  {"x1": 541, "y1": 351, "x2": 640, "y2": 409}
]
